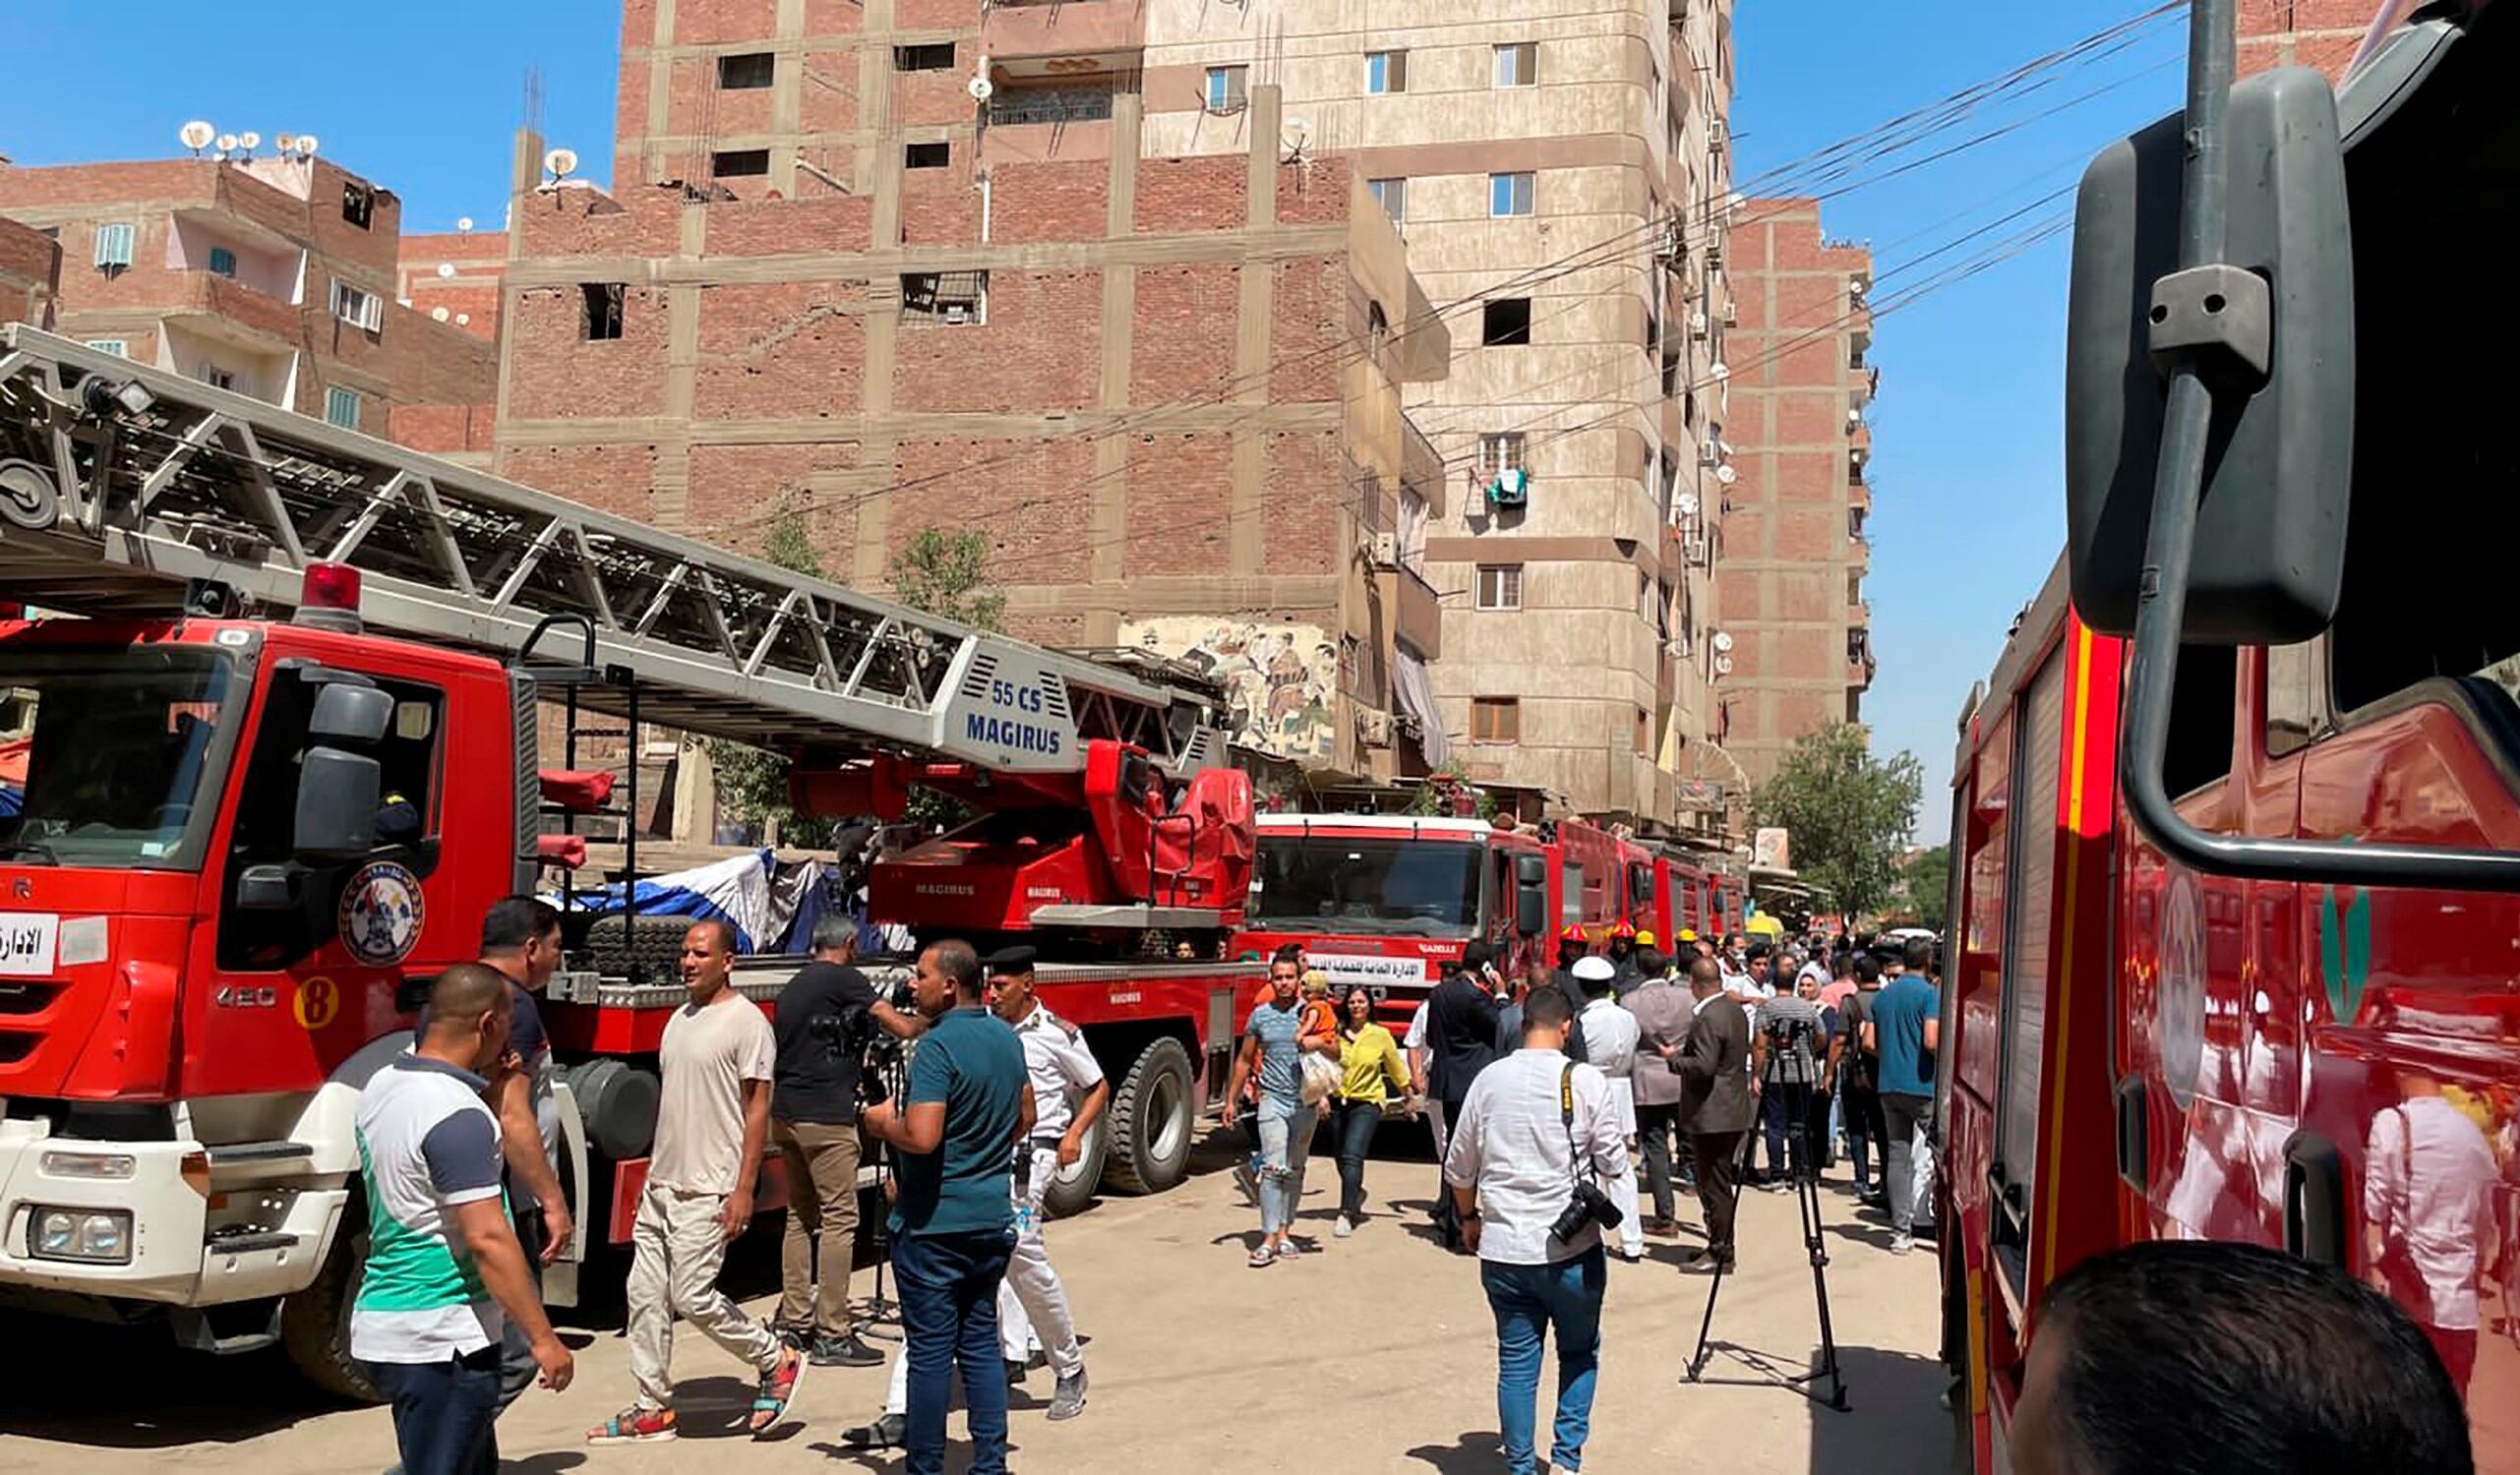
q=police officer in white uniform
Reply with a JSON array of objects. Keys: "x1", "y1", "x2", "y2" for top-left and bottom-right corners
[{"x1": 987, "y1": 945, "x2": 1105, "y2": 1421}]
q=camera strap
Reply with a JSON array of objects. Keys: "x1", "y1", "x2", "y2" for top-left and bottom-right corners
[{"x1": 1559, "y1": 1062, "x2": 1596, "y2": 1189}]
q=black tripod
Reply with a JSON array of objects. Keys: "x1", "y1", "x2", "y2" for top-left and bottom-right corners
[
  {"x1": 856, "y1": 1047, "x2": 913, "y2": 1332},
  {"x1": 1685, "y1": 1019, "x2": 1847, "y2": 1410}
]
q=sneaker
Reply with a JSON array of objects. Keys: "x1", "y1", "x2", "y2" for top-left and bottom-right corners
[
  {"x1": 1334, "y1": 1214, "x2": 1355, "y2": 1239},
  {"x1": 810, "y1": 1331, "x2": 883, "y2": 1368},
  {"x1": 588, "y1": 1406, "x2": 679, "y2": 1445},
  {"x1": 1616, "y1": 1244, "x2": 1646, "y2": 1263},
  {"x1": 1048, "y1": 1370, "x2": 1089, "y2": 1422},
  {"x1": 1890, "y1": 1232, "x2": 1915, "y2": 1256},
  {"x1": 842, "y1": 1412, "x2": 907, "y2": 1450},
  {"x1": 1005, "y1": 1358, "x2": 1029, "y2": 1386}
]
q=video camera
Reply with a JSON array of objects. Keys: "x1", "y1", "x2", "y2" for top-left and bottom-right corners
[
  {"x1": 807, "y1": 975, "x2": 917, "y2": 1105},
  {"x1": 1549, "y1": 1176, "x2": 1625, "y2": 1246}
]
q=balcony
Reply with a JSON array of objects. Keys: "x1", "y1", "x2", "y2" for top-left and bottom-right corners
[
  {"x1": 1375, "y1": 562, "x2": 1444, "y2": 662},
  {"x1": 980, "y1": 0, "x2": 1146, "y2": 69},
  {"x1": 160, "y1": 270, "x2": 304, "y2": 344},
  {"x1": 981, "y1": 83, "x2": 1119, "y2": 163}
]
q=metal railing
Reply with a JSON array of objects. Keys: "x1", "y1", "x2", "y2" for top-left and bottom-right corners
[{"x1": 986, "y1": 88, "x2": 1117, "y2": 128}]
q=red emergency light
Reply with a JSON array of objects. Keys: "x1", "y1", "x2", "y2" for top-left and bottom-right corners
[{"x1": 295, "y1": 561, "x2": 363, "y2": 632}]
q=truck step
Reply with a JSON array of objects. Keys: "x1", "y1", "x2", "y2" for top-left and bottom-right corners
[
  {"x1": 203, "y1": 1141, "x2": 315, "y2": 1167},
  {"x1": 205, "y1": 1232, "x2": 302, "y2": 1256}
]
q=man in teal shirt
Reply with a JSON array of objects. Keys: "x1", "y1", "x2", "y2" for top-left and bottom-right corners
[
  {"x1": 863, "y1": 939, "x2": 1031, "y2": 1475},
  {"x1": 1866, "y1": 937, "x2": 1942, "y2": 1254}
]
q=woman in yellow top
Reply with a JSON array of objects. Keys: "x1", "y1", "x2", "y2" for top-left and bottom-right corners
[{"x1": 1330, "y1": 984, "x2": 1411, "y2": 1239}]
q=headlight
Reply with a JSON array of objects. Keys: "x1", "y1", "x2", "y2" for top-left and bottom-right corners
[
  {"x1": 30, "y1": 1207, "x2": 134, "y2": 1264},
  {"x1": 39, "y1": 1150, "x2": 136, "y2": 1180}
]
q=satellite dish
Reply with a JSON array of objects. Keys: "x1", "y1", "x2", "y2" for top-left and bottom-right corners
[
  {"x1": 967, "y1": 75, "x2": 994, "y2": 101},
  {"x1": 436, "y1": 262, "x2": 456, "y2": 279},
  {"x1": 237, "y1": 131, "x2": 261, "y2": 156},
  {"x1": 296, "y1": 133, "x2": 319, "y2": 157},
  {"x1": 544, "y1": 147, "x2": 578, "y2": 180},
  {"x1": 214, "y1": 133, "x2": 238, "y2": 154},
  {"x1": 1711, "y1": 629, "x2": 1735, "y2": 653},
  {"x1": 1715, "y1": 463, "x2": 1739, "y2": 486},
  {"x1": 1714, "y1": 655, "x2": 1734, "y2": 676},
  {"x1": 455, "y1": 215, "x2": 473, "y2": 232},
  {"x1": 432, "y1": 306, "x2": 450, "y2": 322},
  {"x1": 1282, "y1": 116, "x2": 1312, "y2": 154},
  {"x1": 1710, "y1": 362, "x2": 1730, "y2": 382},
  {"x1": 178, "y1": 120, "x2": 216, "y2": 153},
  {"x1": 276, "y1": 133, "x2": 298, "y2": 153},
  {"x1": 1675, "y1": 492, "x2": 1700, "y2": 517},
  {"x1": 454, "y1": 313, "x2": 470, "y2": 326}
]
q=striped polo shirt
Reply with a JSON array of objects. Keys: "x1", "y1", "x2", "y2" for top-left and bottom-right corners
[{"x1": 349, "y1": 1054, "x2": 505, "y2": 1364}]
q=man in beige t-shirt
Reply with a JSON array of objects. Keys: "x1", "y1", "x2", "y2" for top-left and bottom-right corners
[{"x1": 587, "y1": 919, "x2": 808, "y2": 1446}]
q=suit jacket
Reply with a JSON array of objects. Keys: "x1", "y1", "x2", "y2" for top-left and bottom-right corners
[
  {"x1": 1674, "y1": 990, "x2": 1754, "y2": 1135},
  {"x1": 1425, "y1": 972, "x2": 1500, "y2": 1103}
]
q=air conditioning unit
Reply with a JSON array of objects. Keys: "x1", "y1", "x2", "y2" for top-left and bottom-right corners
[
  {"x1": 1722, "y1": 298, "x2": 1739, "y2": 326},
  {"x1": 1366, "y1": 531, "x2": 1400, "y2": 568},
  {"x1": 1698, "y1": 441, "x2": 1720, "y2": 467},
  {"x1": 1359, "y1": 709, "x2": 1392, "y2": 747},
  {"x1": 1706, "y1": 242, "x2": 1725, "y2": 272},
  {"x1": 1682, "y1": 537, "x2": 1708, "y2": 564},
  {"x1": 1710, "y1": 119, "x2": 1728, "y2": 153},
  {"x1": 1689, "y1": 310, "x2": 1709, "y2": 340}
]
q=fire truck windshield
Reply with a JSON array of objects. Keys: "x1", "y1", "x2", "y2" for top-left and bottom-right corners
[
  {"x1": 0, "y1": 646, "x2": 233, "y2": 869},
  {"x1": 1249, "y1": 834, "x2": 1481, "y2": 937}
]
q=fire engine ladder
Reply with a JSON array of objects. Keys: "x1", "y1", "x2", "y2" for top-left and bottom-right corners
[{"x1": 0, "y1": 326, "x2": 1230, "y2": 776}]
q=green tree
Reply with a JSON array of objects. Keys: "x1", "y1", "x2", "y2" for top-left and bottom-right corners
[
  {"x1": 1750, "y1": 723, "x2": 1923, "y2": 921},
  {"x1": 1899, "y1": 843, "x2": 1950, "y2": 932},
  {"x1": 701, "y1": 504, "x2": 832, "y2": 847}
]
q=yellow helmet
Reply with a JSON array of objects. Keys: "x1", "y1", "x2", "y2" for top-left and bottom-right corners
[
  {"x1": 1676, "y1": 927, "x2": 1699, "y2": 943},
  {"x1": 1635, "y1": 930, "x2": 1657, "y2": 946}
]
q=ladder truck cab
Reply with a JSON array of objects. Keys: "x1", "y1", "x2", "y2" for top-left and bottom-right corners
[
  {"x1": 0, "y1": 327, "x2": 1261, "y2": 1396},
  {"x1": 1944, "y1": 5, "x2": 2520, "y2": 1469}
]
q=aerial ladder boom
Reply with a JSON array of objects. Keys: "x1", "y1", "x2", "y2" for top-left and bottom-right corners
[{"x1": 0, "y1": 325, "x2": 1229, "y2": 776}]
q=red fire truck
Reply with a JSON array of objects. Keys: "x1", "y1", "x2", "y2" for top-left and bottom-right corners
[
  {"x1": 1944, "y1": 3, "x2": 2520, "y2": 1467},
  {"x1": 0, "y1": 327, "x2": 1262, "y2": 1396}
]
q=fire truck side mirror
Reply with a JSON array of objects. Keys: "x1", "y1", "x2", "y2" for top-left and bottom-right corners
[
  {"x1": 295, "y1": 747, "x2": 382, "y2": 862},
  {"x1": 1513, "y1": 854, "x2": 1547, "y2": 937},
  {"x1": 2064, "y1": 67, "x2": 2353, "y2": 645},
  {"x1": 308, "y1": 681, "x2": 393, "y2": 743}
]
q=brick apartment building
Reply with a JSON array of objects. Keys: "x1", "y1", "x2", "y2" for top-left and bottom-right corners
[
  {"x1": 2237, "y1": 0, "x2": 2380, "y2": 77},
  {"x1": 0, "y1": 217, "x2": 58, "y2": 328},
  {"x1": 1717, "y1": 199, "x2": 1875, "y2": 788},
  {"x1": 0, "y1": 152, "x2": 498, "y2": 462},
  {"x1": 494, "y1": 0, "x2": 1454, "y2": 787},
  {"x1": 1118, "y1": 0, "x2": 1741, "y2": 830},
  {"x1": 398, "y1": 226, "x2": 507, "y2": 342}
]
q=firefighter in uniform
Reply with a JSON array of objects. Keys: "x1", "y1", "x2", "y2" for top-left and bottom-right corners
[{"x1": 985, "y1": 945, "x2": 1105, "y2": 1422}]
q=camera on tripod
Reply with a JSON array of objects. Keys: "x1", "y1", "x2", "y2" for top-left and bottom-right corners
[
  {"x1": 1549, "y1": 1177, "x2": 1625, "y2": 1245},
  {"x1": 808, "y1": 976, "x2": 915, "y2": 1105}
]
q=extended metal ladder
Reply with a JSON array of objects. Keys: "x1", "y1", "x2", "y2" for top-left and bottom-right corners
[{"x1": 0, "y1": 326, "x2": 1229, "y2": 772}]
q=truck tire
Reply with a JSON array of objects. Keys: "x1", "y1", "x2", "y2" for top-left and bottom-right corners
[
  {"x1": 280, "y1": 1200, "x2": 379, "y2": 1403},
  {"x1": 1041, "y1": 1114, "x2": 1107, "y2": 1220},
  {"x1": 1101, "y1": 1037, "x2": 1194, "y2": 1196},
  {"x1": 587, "y1": 913, "x2": 690, "y2": 979}
]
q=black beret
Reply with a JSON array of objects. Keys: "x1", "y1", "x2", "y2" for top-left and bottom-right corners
[{"x1": 984, "y1": 944, "x2": 1039, "y2": 974}]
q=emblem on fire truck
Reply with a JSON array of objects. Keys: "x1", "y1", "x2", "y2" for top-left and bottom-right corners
[
  {"x1": 339, "y1": 860, "x2": 425, "y2": 967},
  {"x1": 2158, "y1": 868, "x2": 2205, "y2": 1108}
]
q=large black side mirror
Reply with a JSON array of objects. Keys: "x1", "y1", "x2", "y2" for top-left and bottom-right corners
[
  {"x1": 1513, "y1": 853, "x2": 1547, "y2": 937},
  {"x1": 309, "y1": 681, "x2": 393, "y2": 742},
  {"x1": 2065, "y1": 66, "x2": 2353, "y2": 645},
  {"x1": 295, "y1": 746, "x2": 381, "y2": 861}
]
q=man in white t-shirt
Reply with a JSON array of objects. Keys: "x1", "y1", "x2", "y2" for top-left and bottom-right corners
[
  {"x1": 588, "y1": 920, "x2": 806, "y2": 1446},
  {"x1": 355, "y1": 965, "x2": 571, "y2": 1475},
  {"x1": 2365, "y1": 1073, "x2": 2500, "y2": 1393}
]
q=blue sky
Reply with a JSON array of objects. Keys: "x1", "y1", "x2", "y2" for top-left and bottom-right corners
[{"x1": 0, "y1": 1, "x2": 2191, "y2": 843}]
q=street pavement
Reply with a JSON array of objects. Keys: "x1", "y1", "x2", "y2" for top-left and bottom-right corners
[{"x1": 0, "y1": 1130, "x2": 1961, "y2": 1473}]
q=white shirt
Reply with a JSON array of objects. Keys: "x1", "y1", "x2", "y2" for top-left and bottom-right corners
[
  {"x1": 1010, "y1": 1002, "x2": 1105, "y2": 1140},
  {"x1": 1442, "y1": 1048, "x2": 1630, "y2": 1266},
  {"x1": 652, "y1": 992, "x2": 776, "y2": 1196},
  {"x1": 1405, "y1": 1000, "x2": 1431, "y2": 1053},
  {"x1": 1579, "y1": 997, "x2": 1640, "y2": 1080},
  {"x1": 2365, "y1": 1095, "x2": 2499, "y2": 1330}
]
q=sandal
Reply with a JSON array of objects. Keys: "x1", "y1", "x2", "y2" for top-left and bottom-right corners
[
  {"x1": 587, "y1": 1405, "x2": 679, "y2": 1444},
  {"x1": 749, "y1": 1346, "x2": 806, "y2": 1437},
  {"x1": 1247, "y1": 1244, "x2": 1275, "y2": 1268}
]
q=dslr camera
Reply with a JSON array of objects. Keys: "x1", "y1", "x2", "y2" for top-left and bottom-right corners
[
  {"x1": 1549, "y1": 1176, "x2": 1624, "y2": 1245},
  {"x1": 807, "y1": 976, "x2": 915, "y2": 1105}
]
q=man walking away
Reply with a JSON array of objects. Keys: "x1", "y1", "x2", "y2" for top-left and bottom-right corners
[
  {"x1": 1657, "y1": 957, "x2": 1752, "y2": 1271},
  {"x1": 988, "y1": 946, "x2": 1104, "y2": 1418},
  {"x1": 860, "y1": 941, "x2": 1031, "y2": 1475},
  {"x1": 589, "y1": 921, "x2": 805, "y2": 1445},
  {"x1": 1752, "y1": 974, "x2": 1825, "y2": 1192},
  {"x1": 1623, "y1": 948, "x2": 1696, "y2": 1237},
  {"x1": 1445, "y1": 985, "x2": 1627, "y2": 1475},
  {"x1": 1424, "y1": 940, "x2": 1507, "y2": 1250},
  {"x1": 361, "y1": 966, "x2": 572, "y2": 1475},
  {"x1": 1570, "y1": 956, "x2": 1645, "y2": 1262},
  {"x1": 1866, "y1": 938, "x2": 1942, "y2": 1254},
  {"x1": 769, "y1": 913, "x2": 921, "y2": 1367}
]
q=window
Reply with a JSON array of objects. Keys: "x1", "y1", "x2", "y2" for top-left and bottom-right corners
[
  {"x1": 895, "y1": 42, "x2": 956, "y2": 71},
  {"x1": 901, "y1": 269, "x2": 987, "y2": 325},
  {"x1": 1478, "y1": 431, "x2": 1526, "y2": 478},
  {"x1": 712, "y1": 148, "x2": 771, "y2": 178},
  {"x1": 1993, "y1": 650, "x2": 2065, "y2": 1297},
  {"x1": 201, "y1": 364, "x2": 237, "y2": 391},
  {"x1": 84, "y1": 339, "x2": 128, "y2": 358},
  {"x1": 1365, "y1": 49, "x2": 1408, "y2": 94},
  {"x1": 330, "y1": 279, "x2": 384, "y2": 332},
  {"x1": 719, "y1": 51, "x2": 776, "y2": 88},
  {"x1": 1472, "y1": 696, "x2": 1521, "y2": 744},
  {"x1": 1367, "y1": 177, "x2": 1407, "y2": 223},
  {"x1": 581, "y1": 282, "x2": 626, "y2": 341},
  {"x1": 1489, "y1": 171, "x2": 1534, "y2": 218},
  {"x1": 1558, "y1": 859, "x2": 1584, "y2": 924},
  {"x1": 1205, "y1": 65, "x2": 1248, "y2": 113},
  {"x1": 905, "y1": 141, "x2": 950, "y2": 170},
  {"x1": 207, "y1": 246, "x2": 238, "y2": 278},
  {"x1": 2163, "y1": 642, "x2": 2237, "y2": 798},
  {"x1": 92, "y1": 222, "x2": 135, "y2": 271},
  {"x1": 1636, "y1": 707, "x2": 1653, "y2": 757},
  {"x1": 0, "y1": 645, "x2": 235, "y2": 873},
  {"x1": 1248, "y1": 834, "x2": 1481, "y2": 936},
  {"x1": 1480, "y1": 297, "x2": 1531, "y2": 347},
  {"x1": 1493, "y1": 41, "x2": 1537, "y2": 88},
  {"x1": 1474, "y1": 564, "x2": 1524, "y2": 611},
  {"x1": 2265, "y1": 639, "x2": 2323, "y2": 758},
  {"x1": 1638, "y1": 571, "x2": 1655, "y2": 623},
  {"x1": 324, "y1": 386, "x2": 362, "y2": 430},
  {"x1": 341, "y1": 182, "x2": 375, "y2": 230}
]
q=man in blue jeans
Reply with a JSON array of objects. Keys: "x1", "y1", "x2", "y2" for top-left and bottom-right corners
[
  {"x1": 862, "y1": 939, "x2": 1031, "y2": 1475},
  {"x1": 1865, "y1": 937, "x2": 1942, "y2": 1255},
  {"x1": 1444, "y1": 985, "x2": 1630, "y2": 1474}
]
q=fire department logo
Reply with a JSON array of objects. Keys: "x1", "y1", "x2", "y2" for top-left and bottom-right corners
[
  {"x1": 2158, "y1": 868, "x2": 2205, "y2": 1107},
  {"x1": 339, "y1": 860, "x2": 424, "y2": 967}
]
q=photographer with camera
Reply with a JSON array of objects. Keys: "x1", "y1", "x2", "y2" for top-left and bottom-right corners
[
  {"x1": 1443, "y1": 984, "x2": 1628, "y2": 1475},
  {"x1": 769, "y1": 913, "x2": 923, "y2": 1368}
]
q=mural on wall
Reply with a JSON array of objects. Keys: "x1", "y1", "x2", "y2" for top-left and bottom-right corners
[{"x1": 1120, "y1": 617, "x2": 1338, "y2": 761}]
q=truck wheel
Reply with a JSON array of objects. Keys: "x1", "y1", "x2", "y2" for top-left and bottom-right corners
[
  {"x1": 1101, "y1": 1037, "x2": 1194, "y2": 1196},
  {"x1": 280, "y1": 1201, "x2": 379, "y2": 1403},
  {"x1": 1041, "y1": 1114, "x2": 1107, "y2": 1220}
]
